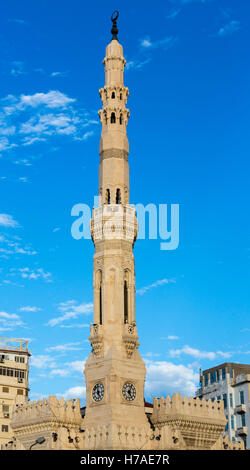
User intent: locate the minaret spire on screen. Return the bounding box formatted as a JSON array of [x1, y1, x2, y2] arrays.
[[111, 10, 119, 41]]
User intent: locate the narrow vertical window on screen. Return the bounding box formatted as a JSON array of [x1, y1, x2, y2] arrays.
[[111, 112, 116, 123], [119, 114, 123, 125], [106, 189, 111, 204], [124, 280, 128, 323], [116, 188, 121, 204], [99, 282, 102, 325], [120, 93, 122, 100], [111, 91, 115, 99]]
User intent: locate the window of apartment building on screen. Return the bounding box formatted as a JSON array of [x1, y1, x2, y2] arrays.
[[1, 425, 8, 432], [2, 405, 9, 413], [15, 356, 25, 363], [222, 368, 226, 380], [0, 366, 25, 379], [17, 389, 23, 395], [241, 414, 246, 427], [204, 374, 208, 386], [240, 391, 245, 404], [230, 393, 233, 407], [223, 394, 227, 409], [231, 416, 234, 430], [217, 395, 221, 401], [229, 367, 233, 378], [210, 371, 216, 384], [2, 387, 9, 393], [216, 370, 220, 382]]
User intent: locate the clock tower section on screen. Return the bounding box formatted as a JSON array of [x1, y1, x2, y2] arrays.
[[83, 13, 151, 449]]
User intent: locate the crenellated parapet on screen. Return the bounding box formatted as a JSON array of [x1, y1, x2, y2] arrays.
[[151, 393, 230, 450], [11, 395, 82, 429]]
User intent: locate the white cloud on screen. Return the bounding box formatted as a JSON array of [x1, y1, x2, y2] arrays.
[[18, 91, 75, 109], [0, 235, 37, 258], [217, 20, 240, 37], [45, 342, 83, 353], [136, 278, 176, 296], [145, 360, 199, 398], [11, 267, 52, 282], [0, 91, 99, 155], [66, 360, 86, 373], [0, 311, 25, 331], [169, 344, 232, 360], [46, 300, 93, 327], [10, 61, 26, 77], [19, 306, 42, 312], [0, 311, 19, 320], [167, 335, 180, 340], [30, 355, 57, 369], [60, 386, 86, 400], [139, 36, 178, 51], [0, 214, 19, 227]]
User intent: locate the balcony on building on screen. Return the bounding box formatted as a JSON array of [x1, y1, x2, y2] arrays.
[[235, 404, 247, 414], [236, 426, 248, 436]]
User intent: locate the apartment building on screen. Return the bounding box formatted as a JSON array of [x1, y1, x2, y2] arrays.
[[0, 337, 30, 447], [196, 363, 250, 449]]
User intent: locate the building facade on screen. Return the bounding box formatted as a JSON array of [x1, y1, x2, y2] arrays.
[[0, 337, 30, 447], [197, 363, 250, 449]]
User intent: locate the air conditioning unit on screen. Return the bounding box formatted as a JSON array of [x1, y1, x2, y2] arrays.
[[17, 378, 23, 383], [4, 413, 9, 419]]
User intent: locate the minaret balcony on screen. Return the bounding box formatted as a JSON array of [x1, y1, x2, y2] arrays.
[[90, 204, 138, 244], [122, 322, 140, 358], [89, 323, 104, 358]]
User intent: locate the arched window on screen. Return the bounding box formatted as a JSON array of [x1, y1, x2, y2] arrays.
[[96, 270, 103, 325], [116, 188, 121, 204], [111, 112, 116, 124], [106, 189, 111, 204], [119, 114, 123, 125], [99, 281, 102, 325], [124, 280, 128, 324], [111, 91, 115, 99]]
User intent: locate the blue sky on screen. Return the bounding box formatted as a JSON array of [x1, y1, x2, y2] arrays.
[[0, 0, 249, 403]]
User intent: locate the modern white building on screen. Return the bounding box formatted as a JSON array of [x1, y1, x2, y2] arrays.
[[196, 363, 250, 449]]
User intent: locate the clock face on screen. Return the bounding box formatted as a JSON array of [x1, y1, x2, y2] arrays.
[[122, 382, 136, 401], [92, 382, 104, 402]]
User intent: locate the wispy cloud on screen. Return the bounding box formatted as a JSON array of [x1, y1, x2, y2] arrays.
[[0, 311, 25, 331], [136, 278, 176, 296], [19, 306, 42, 312], [169, 344, 232, 360], [45, 342, 84, 353], [46, 300, 93, 327], [0, 214, 19, 228], [139, 36, 178, 51], [0, 90, 98, 158], [10, 61, 26, 77], [166, 8, 181, 20], [8, 18, 28, 25], [10, 267, 52, 282], [217, 20, 240, 37]]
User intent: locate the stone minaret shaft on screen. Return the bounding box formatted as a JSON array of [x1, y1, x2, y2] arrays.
[[84, 18, 149, 448], [90, 34, 138, 352]]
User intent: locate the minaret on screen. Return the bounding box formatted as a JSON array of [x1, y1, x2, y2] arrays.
[[83, 13, 151, 450]]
